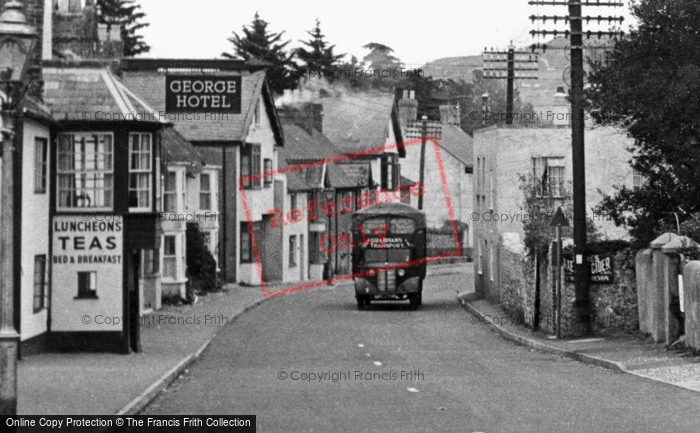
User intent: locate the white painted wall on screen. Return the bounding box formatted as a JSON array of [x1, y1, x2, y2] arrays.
[[20, 119, 51, 340], [238, 95, 280, 285], [51, 215, 124, 332]]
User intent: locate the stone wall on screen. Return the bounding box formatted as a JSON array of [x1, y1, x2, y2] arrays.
[[557, 247, 638, 337], [499, 240, 639, 337]]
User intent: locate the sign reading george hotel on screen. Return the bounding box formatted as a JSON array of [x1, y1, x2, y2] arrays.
[[165, 75, 242, 113]]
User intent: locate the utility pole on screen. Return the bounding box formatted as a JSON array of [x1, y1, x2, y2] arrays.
[[529, 0, 624, 336], [418, 115, 427, 210], [482, 42, 539, 124]]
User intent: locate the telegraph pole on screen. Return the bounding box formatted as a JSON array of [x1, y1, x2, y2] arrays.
[[482, 42, 539, 124], [529, 0, 624, 336], [418, 115, 427, 210]]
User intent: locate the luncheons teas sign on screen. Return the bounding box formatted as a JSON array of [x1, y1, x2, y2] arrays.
[[165, 75, 242, 113]]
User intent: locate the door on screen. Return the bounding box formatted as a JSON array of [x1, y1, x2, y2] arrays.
[[126, 249, 141, 353], [300, 234, 305, 280]]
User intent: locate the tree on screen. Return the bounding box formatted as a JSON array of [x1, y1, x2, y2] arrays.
[[222, 12, 297, 95], [295, 19, 345, 76], [361, 42, 404, 90], [585, 0, 700, 247], [95, 0, 150, 57]]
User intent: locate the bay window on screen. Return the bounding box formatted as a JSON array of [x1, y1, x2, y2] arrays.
[[57, 133, 114, 210], [129, 133, 153, 211]]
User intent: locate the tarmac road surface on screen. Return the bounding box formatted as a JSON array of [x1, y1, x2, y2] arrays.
[[140, 265, 700, 432]]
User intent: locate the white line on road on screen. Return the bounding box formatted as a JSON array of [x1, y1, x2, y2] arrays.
[[373, 361, 382, 366], [407, 388, 419, 393], [358, 344, 364, 348]]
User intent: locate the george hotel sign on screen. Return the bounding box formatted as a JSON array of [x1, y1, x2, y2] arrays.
[[165, 75, 242, 113]]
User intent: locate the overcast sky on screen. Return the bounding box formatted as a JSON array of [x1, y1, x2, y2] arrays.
[[137, 0, 637, 66]]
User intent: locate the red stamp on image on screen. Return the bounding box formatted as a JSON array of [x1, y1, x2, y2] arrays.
[[239, 136, 461, 304]]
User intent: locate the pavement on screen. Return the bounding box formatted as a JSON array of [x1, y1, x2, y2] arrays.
[[18, 283, 267, 416], [458, 291, 700, 394], [17, 261, 700, 418]]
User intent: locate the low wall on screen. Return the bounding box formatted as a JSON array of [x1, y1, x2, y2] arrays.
[[557, 247, 638, 337], [499, 240, 638, 337]]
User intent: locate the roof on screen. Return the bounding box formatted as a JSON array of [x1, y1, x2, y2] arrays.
[[439, 124, 473, 167], [279, 121, 340, 164], [121, 69, 282, 144], [18, 96, 58, 127], [42, 67, 166, 124], [161, 127, 203, 175], [305, 93, 405, 156], [404, 122, 473, 167], [279, 121, 356, 190]]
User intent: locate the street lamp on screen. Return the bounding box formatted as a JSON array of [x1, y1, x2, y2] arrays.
[[0, 0, 37, 416], [323, 188, 335, 283]]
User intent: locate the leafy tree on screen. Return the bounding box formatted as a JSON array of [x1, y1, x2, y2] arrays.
[[519, 176, 599, 256], [95, 0, 150, 57], [222, 12, 297, 95], [295, 19, 345, 76], [586, 0, 700, 247], [361, 42, 404, 90]]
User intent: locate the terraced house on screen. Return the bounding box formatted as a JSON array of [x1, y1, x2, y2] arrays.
[[121, 59, 285, 286]]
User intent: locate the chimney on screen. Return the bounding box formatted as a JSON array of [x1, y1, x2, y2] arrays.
[[439, 104, 460, 126], [277, 103, 323, 135], [397, 90, 418, 126], [551, 87, 570, 126], [21, 0, 48, 99]]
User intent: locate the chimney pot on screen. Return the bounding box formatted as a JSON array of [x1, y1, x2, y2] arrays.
[[409, 90, 415, 99]]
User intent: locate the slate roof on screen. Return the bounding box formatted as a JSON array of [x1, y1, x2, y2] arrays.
[[279, 122, 340, 164], [121, 69, 274, 143], [161, 127, 203, 176], [42, 67, 166, 124], [404, 122, 473, 167], [309, 93, 404, 156], [439, 124, 473, 167], [279, 121, 356, 191]]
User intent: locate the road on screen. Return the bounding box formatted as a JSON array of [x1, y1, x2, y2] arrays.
[[141, 264, 700, 432]]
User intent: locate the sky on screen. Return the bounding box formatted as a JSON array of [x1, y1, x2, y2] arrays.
[[136, 0, 638, 66]]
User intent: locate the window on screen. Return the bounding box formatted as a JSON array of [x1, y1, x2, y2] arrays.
[[290, 193, 298, 212], [532, 157, 565, 197], [143, 249, 158, 275], [381, 154, 398, 190], [200, 173, 211, 211], [263, 158, 273, 186], [77, 271, 97, 299], [129, 133, 152, 210], [33, 255, 47, 312], [163, 236, 177, 279], [241, 144, 261, 188], [289, 235, 297, 266], [240, 221, 261, 263], [57, 133, 113, 210], [633, 169, 644, 189], [490, 243, 495, 282], [164, 171, 177, 213], [34, 138, 48, 193]]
